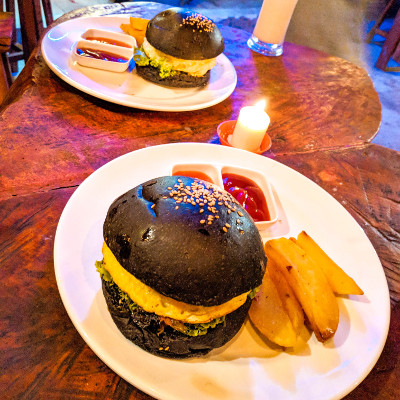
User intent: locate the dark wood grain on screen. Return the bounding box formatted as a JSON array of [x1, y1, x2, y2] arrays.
[[0, 189, 153, 400], [274, 144, 400, 303], [0, 2, 398, 399]]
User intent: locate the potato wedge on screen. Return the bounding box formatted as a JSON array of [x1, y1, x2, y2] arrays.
[[129, 17, 149, 30], [120, 17, 149, 46], [249, 267, 299, 347], [265, 238, 339, 342], [294, 231, 363, 295], [268, 259, 304, 336]]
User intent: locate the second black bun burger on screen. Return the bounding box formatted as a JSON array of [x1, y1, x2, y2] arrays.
[[95, 176, 267, 358], [134, 8, 225, 88]]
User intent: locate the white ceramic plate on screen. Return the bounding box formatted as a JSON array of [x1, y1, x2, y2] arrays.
[[41, 16, 237, 111], [54, 143, 390, 400]]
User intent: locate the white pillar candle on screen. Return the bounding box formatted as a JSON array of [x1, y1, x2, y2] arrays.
[[230, 103, 270, 152]]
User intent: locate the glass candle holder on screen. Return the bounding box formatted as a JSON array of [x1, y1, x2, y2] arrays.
[[247, 0, 298, 56]]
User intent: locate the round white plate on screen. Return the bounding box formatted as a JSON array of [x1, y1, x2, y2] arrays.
[[54, 143, 390, 400], [41, 16, 237, 111]]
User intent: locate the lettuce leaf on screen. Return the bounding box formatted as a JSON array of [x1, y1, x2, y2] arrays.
[[248, 286, 260, 300], [183, 316, 226, 336], [133, 46, 177, 79], [96, 260, 139, 313]]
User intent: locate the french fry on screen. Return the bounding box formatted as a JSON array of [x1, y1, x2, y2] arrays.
[[293, 231, 363, 295], [265, 238, 339, 342], [120, 17, 149, 46], [268, 259, 304, 337], [249, 267, 300, 347]]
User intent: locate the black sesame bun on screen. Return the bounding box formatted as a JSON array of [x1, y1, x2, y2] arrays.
[[146, 8, 224, 60], [98, 176, 266, 358], [104, 176, 265, 306], [135, 8, 224, 88]]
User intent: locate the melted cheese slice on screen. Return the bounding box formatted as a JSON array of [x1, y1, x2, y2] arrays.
[[142, 38, 217, 77], [102, 242, 248, 324]]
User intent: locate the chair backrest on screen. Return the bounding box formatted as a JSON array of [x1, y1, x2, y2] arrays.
[[17, 0, 53, 61], [0, 11, 13, 103]]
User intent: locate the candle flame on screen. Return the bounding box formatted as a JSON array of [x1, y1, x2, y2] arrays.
[[254, 99, 267, 111]]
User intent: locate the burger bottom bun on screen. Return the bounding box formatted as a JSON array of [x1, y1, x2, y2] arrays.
[[136, 64, 210, 88], [102, 279, 251, 359]]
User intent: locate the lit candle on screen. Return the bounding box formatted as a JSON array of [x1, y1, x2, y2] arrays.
[[230, 100, 270, 152]]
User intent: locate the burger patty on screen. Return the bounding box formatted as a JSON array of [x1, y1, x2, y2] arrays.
[[102, 277, 252, 359], [136, 64, 211, 88]]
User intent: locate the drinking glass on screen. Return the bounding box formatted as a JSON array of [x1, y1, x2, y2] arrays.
[[247, 0, 298, 56]]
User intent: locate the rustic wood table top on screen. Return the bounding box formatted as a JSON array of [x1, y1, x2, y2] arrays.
[[0, 2, 398, 399]]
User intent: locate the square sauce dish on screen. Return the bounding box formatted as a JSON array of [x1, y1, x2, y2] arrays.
[[81, 28, 136, 49], [71, 29, 136, 73]]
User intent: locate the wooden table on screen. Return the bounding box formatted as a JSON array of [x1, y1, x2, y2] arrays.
[[0, 2, 399, 399]]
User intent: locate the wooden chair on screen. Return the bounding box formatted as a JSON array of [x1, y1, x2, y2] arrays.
[[367, 0, 400, 71], [1, 0, 53, 73], [17, 0, 53, 62], [0, 11, 13, 104]]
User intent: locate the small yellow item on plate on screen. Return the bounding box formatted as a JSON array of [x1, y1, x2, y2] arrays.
[[120, 17, 149, 46], [265, 237, 340, 342], [249, 262, 304, 347], [293, 231, 364, 295]]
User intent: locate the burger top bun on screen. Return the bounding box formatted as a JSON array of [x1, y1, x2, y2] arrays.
[[146, 8, 225, 60], [103, 176, 266, 307]]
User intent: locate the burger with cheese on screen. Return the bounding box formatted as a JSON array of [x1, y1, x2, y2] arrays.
[[134, 8, 225, 88], [96, 175, 266, 358]]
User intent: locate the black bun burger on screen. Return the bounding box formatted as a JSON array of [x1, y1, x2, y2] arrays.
[[96, 176, 266, 358], [134, 8, 225, 88]]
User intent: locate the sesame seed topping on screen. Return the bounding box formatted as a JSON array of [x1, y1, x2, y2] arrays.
[[238, 211, 243, 217], [165, 177, 245, 229], [182, 12, 215, 33]]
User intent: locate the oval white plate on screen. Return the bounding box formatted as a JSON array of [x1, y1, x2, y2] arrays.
[[54, 143, 390, 400], [41, 16, 237, 111]]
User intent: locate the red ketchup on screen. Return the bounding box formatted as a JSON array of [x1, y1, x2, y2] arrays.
[[172, 170, 214, 184], [222, 173, 270, 222]]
